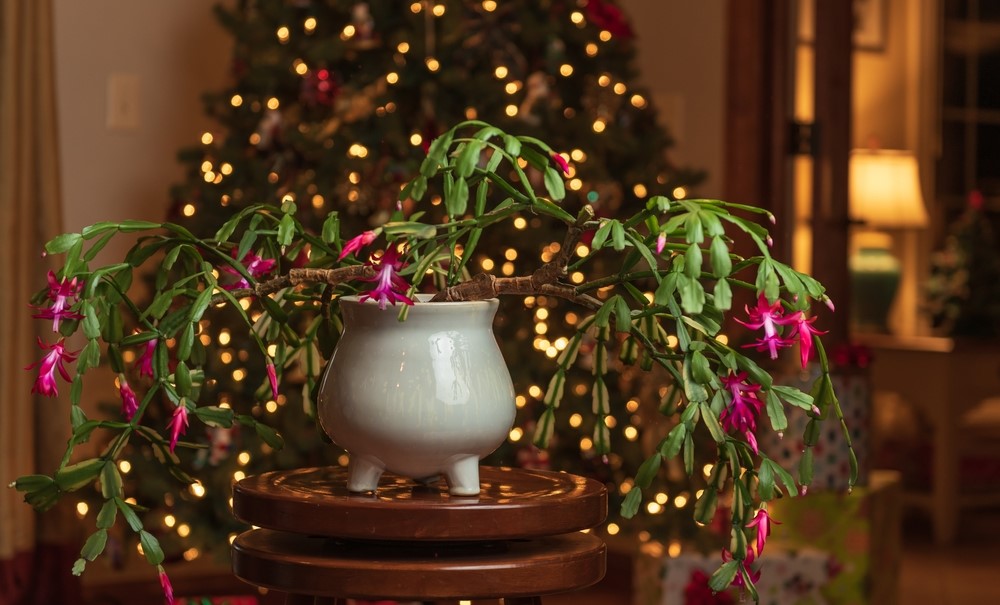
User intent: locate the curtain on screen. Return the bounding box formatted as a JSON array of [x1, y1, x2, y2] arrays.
[[0, 1, 81, 603]]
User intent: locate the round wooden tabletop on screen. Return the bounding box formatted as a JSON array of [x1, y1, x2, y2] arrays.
[[232, 528, 607, 601], [232, 466, 607, 540]]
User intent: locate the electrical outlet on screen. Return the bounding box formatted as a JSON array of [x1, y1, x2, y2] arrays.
[[107, 73, 140, 131]]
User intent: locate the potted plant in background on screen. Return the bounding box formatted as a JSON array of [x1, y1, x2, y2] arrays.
[[12, 120, 854, 603]]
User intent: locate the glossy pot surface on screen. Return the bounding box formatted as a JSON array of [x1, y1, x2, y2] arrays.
[[318, 295, 515, 495]]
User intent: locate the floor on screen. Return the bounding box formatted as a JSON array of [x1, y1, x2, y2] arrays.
[[893, 509, 1000, 605]]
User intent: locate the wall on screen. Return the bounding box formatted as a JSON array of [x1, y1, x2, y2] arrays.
[[852, 0, 935, 335], [51, 0, 232, 439], [853, 0, 922, 151], [53, 0, 231, 251], [53, 1, 726, 224], [621, 0, 726, 197]]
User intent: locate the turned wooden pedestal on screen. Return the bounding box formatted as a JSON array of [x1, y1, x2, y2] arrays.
[[231, 466, 608, 604]]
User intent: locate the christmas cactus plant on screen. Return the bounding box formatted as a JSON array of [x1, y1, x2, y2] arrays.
[[13, 121, 854, 603]]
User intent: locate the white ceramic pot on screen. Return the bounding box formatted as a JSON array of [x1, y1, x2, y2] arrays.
[[317, 295, 515, 495]]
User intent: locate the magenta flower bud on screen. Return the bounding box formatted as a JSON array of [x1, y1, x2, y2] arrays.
[[135, 339, 157, 379], [551, 152, 570, 175], [167, 403, 190, 453], [119, 376, 139, 421], [266, 361, 279, 400], [158, 566, 174, 605], [338, 230, 378, 260]]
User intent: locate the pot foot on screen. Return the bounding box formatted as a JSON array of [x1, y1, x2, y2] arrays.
[[444, 455, 481, 496], [347, 455, 385, 492]]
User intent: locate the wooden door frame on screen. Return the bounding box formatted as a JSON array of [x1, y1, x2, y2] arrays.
[[724, 0, 853, 345]]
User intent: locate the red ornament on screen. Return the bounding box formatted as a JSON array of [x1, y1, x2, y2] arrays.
[[586, 0, 635, 40], [302, 68, 340, 108], [969, 189, 985, 210]]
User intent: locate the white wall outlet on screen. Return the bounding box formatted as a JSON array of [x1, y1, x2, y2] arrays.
[[106, 73, 140, 131]]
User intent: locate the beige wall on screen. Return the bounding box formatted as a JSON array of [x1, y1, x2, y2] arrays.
[[53, 0, 231, 246], [52, 2, 725, 228], [622, 0, 726, 197], [853, 0, 923, 151]]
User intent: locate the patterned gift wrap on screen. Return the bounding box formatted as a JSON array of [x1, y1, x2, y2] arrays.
[[633, 472, 901, 605], [760, 365, 870, 491], [635, 544, 836, 605]]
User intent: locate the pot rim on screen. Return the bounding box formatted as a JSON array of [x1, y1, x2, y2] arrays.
[[339, 293, 499, 311]]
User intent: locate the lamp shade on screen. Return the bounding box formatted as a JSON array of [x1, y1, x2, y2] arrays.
[[849, 149, 929, 228]]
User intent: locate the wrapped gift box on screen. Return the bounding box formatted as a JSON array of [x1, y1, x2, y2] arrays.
[[634, 471, 901, 605], [760, 365, 871, 491], [768, 470, 901, 605], [635, 545, 833, 605]]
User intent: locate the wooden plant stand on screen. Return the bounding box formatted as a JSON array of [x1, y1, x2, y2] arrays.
[[231, 466, 608, 604]]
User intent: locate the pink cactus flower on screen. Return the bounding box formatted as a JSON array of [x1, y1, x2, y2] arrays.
[[32, 270, 83, 332], [719, 371, 764, 454], [220, 249, 277, 290], [722, 546, 762, 589], [359, 246, 414, 310], [25, 338, 78, 397], [746, 507, 780, 555], [785, 311, 827, 369], [736, 294, 795, 359]]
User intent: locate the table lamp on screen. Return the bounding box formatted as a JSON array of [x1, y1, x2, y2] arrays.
[[848, 149, 929, 332]]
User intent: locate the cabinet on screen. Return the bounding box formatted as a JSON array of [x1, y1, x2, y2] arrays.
[[858, 333, 1000, 544]]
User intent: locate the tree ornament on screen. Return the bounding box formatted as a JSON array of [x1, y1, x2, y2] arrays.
[[585, 0, 635, 40], [301, 68, 340, 108], [518, 71, 552, 125], [255, 109, 284, 150], [347, 2, 380, 50], [352, 3, 375, 40]]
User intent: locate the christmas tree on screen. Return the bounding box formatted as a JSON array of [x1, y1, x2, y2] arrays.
[[111, 0, 705, 565], [925, 190, 1000, 337]]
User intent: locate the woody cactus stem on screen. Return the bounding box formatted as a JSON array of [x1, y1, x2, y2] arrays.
[[225, 265, 376, 300], [431, 206, 599, 306]]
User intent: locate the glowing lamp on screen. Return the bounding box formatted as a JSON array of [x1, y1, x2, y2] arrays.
[[848, 149, 928, 331]]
